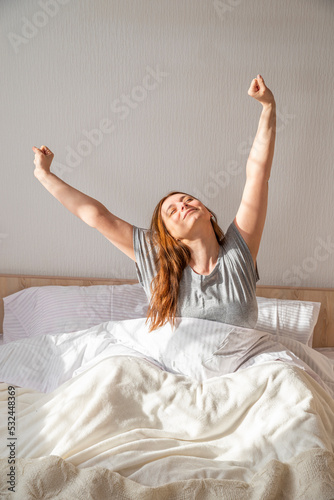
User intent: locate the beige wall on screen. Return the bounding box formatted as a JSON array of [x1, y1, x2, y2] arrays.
[[0, 0, 333, 286]]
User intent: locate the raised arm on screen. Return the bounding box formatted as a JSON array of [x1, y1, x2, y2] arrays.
[[32, 146, 136, 261], [234, 75, 276, 266]]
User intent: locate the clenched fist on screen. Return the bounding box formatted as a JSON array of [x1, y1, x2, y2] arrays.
[[248, 75, 275, 106], [32, 145, 54, 178]]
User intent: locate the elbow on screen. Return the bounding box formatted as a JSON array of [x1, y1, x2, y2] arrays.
[[81, 205, 107, 228]]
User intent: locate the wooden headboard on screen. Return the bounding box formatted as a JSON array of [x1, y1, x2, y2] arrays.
[[0, 274, 333, 348]]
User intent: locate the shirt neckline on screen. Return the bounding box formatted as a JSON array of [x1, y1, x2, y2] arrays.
[[188, 244, 223, 280]]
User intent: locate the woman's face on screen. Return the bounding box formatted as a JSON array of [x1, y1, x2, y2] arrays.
[[160, 193, 211, 240]]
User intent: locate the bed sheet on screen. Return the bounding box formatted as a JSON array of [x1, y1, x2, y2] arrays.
[[315, 347, 334, 362], [1, 332, 334, 355], [1, 317, 334, 396], [1, 331, 334, 361]]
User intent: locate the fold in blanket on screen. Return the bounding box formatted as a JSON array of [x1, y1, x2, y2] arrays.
[[1, 449, 334, 500]]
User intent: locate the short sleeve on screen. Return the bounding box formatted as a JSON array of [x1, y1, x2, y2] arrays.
[[133, 225, 158, 297], [224, 221, 260, 284]]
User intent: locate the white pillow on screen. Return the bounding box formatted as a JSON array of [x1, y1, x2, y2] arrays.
[[3, 284, 320, 349], [2, 284, 149, 344], [255, 296, 321, 347], [112, 284, 148, 321]]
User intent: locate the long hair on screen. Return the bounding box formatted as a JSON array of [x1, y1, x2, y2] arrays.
[[145, 191, 225, 333]]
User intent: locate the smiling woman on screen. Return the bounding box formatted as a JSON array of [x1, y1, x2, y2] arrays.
[[133, 190, 259, 332], [136, 191, 224, 331], [33, 75, 275, 335]]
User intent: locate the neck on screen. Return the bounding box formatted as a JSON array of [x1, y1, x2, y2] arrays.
[[187, 237, 220, 275]]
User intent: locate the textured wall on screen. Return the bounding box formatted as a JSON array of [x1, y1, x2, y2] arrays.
[[0, 0, 333, 286]]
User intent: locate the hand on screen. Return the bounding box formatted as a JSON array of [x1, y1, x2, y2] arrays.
[[248, 75, 275, 106], [32, 145, 54, 178]]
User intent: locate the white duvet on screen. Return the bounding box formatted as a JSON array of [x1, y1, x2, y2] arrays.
[[0, 317, 334, 498]]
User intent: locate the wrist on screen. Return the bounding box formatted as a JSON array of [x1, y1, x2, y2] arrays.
[[262, 100, 276, 110], [34, 169, 52, 182]]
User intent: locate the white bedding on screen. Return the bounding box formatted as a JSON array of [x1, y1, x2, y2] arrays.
[[0, 318, 334, 498], [0, 317, 333, 397]]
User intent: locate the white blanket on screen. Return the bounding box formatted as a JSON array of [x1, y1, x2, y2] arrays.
[[0, 318, 334, 497], [1, 356, 334, 496]]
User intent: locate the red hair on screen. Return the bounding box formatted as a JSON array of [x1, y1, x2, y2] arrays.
[[145, 191, 224, 332]]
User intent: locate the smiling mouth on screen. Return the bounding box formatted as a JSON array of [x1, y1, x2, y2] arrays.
[[184, 209, 196, 219]]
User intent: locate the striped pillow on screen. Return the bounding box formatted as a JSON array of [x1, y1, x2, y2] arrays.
[[255, 297, 321, 347], [3, 284, 148, 344], [3, 285, 320, 348]]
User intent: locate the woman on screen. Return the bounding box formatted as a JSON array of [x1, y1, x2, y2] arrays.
[[32, 75, 276, 333]]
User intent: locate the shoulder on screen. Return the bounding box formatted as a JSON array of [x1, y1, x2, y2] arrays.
[[133, 225, 152, 241], [222, 220, 251, 258], [222, 220, 242, 246], [133, 225, 157, 255], [221, 220, 260, 282]]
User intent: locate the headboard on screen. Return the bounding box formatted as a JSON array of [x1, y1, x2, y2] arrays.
[[0, 274, 333, 348]]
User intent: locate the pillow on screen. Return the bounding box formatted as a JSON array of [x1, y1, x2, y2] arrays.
[[112, 284, 148, 320], [3, 284, 320, 348], [112, 293, 320, 347], [255, 296, 321, 347], [2, 283, 149, 344]]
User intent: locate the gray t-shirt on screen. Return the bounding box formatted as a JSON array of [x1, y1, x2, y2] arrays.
[[133, 221, 260, 329]]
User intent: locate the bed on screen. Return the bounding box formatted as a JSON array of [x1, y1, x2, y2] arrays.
[[0, 273, 333, 499]]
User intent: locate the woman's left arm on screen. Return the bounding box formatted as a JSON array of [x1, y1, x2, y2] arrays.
[[234, 75, 276, 267]]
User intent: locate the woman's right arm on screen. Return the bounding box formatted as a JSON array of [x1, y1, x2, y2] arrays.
[[33, 145, 136, 262]]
